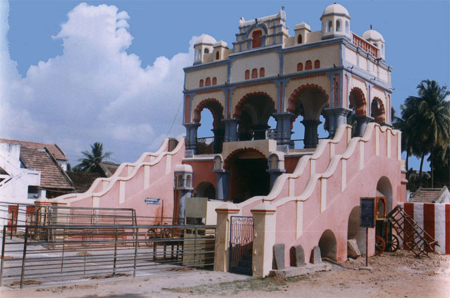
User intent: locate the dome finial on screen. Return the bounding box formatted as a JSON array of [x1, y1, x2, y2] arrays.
[[370, 24, 373, 30]]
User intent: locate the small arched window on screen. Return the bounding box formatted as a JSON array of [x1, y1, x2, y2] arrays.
[[327, 20, 333, 33], [196, 49, 201, 60], [251, 68, 258, 79], [212, 77, 217, 85], [336, 20, 341, 32], [259, 68, 265, 78], [204, 48, 209, 54], [216, 52, 220, 60], [297, 34, 303, 44], [245, 70, 250, 80], [305, 60, 312, 70], [199, 79, 204, 87], [205, 77, 211, 86], [297, 63, 303, 71], [345, 21, 350, 33], [251, 30, 263, 48], [314, 60, 320, 69]]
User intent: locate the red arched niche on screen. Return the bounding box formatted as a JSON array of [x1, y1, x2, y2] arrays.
[[233, 91, 276, 118], [193, 98, 224, 128], [287, 84, 330, 114], [371, 97, 386, 122], [349, 87, 367, 116]]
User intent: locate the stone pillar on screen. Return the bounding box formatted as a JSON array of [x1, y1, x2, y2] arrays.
[[183, 123, 201, 156], [251, 203, 277, 277], [252, 124, 269, 140], [222, 118, 239, 142], [355, 115, 374, 137], [214, 204, 240, 272], [212, 128, 225, 153], [273, 112, 294, 147], [214, 169, 230, 200], [301, 119, 321, 148], [324, 107, 352, 138]]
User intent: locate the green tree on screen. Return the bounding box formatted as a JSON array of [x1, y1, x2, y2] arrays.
[[76, 142, 112, 173], [402, 80, 450, 186]]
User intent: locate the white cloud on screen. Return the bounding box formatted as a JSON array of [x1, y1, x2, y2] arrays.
[[0, 3, 196, 164]]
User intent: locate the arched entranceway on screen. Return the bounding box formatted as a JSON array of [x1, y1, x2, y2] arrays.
[[225, 149, 270, 203], [288, 85, 329, 148], [349, 87, 370, 137], [376, 176, 392, 213], [347, 206, 366, 253], [194, 98, 225, 153], [234, 93, 275, 141], [195, 182, 216, 200], [318, 229, 337, 260]]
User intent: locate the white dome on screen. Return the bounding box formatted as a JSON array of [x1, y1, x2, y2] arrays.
[[362, 29, 384, 42], [213, 40, 228, 48], [321, 3, 350, 19], [195, 34, 217, 45]]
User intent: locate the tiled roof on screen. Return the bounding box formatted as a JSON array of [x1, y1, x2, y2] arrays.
[[20, 147, 74, 190], [0, 138, 68, 161], [66, 172, 101, 193], [411, 187, 448, 203]]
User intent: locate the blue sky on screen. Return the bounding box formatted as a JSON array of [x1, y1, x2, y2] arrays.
[[1, 0, 449, 171]]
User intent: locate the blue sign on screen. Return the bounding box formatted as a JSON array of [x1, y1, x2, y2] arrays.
[[145, 198, 161, 205]]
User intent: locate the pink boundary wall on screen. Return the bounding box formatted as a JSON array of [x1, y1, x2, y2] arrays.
[[225, 123, 406, 267], [399, 202, 450, 254], [47, 138, 185, 220]]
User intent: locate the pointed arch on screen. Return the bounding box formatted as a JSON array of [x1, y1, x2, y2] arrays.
[[193, 98, 225, 128], [349, 87, 367, 116], [371, 97, 386, 122], [233, 92, 276, 118]]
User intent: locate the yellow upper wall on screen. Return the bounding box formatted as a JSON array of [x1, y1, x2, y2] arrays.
[[185, 65, 228, 90], [284, 44, 340, 75], [230, 52, 280, 83]]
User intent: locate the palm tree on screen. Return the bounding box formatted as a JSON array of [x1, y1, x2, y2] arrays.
[[402, 80, 450, 186], [76, 142, 112, 173]]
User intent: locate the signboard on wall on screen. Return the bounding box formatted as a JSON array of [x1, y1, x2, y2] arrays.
[[360, 197, 375, 228], [145, 198, 161, 205]]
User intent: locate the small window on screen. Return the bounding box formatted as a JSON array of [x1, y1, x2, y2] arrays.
[[327, 20, 333, 33], [345, 21, 350, 33], [212, 77, 217, 85], [251, 68, 258, 79], [216, 52, 220, 60], [305, 60, 312, 70], [245, 70, 250, 80], [205, 77, 211, 86], [297, 34, 303, 44], [297, 63, 303, 71], [374, 43, 378, 48], [336, 20, 341, 32], [199, 79, 204, 87], [259, 68, 265, 78], [196, 49, 201, 60], [204, 48, 209, 54], [314, 60, 320, 69], [252, 30, 263, 48]]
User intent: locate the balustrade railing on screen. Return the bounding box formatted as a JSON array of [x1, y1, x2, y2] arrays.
[[352, 33, 379, 58]]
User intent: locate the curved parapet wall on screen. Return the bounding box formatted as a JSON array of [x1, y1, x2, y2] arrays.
[[215, 123, 406, 276], [46, 138, 185, 220]]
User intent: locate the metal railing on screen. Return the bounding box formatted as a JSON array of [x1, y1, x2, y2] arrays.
[[0, 224, 216, 288]]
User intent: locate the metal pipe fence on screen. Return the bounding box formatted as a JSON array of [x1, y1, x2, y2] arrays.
[[0, 224, 216, 288]]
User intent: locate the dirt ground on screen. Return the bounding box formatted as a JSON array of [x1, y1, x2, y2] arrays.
[[1, 250, 450, 298]]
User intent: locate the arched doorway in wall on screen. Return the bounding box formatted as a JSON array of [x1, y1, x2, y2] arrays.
[[376, 176, 393, 213], [348, 87, 368, 136], [234, 93, 275, 141], [288, 85, 329, 149], [195, 182, 216, 200], [225, 148, 270, 203], [347, 206, 366, 253], [318, 229, 337, 260], [194, 99, 225, 154]]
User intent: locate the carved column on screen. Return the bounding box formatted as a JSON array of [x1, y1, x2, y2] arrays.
[[302, 119, 321, 148], [222, 118, 239, 142]]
